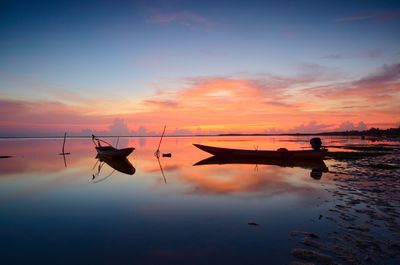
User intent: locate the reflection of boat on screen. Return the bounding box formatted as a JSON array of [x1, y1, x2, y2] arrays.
[[96, 154, 136, 175], [193, 144, 327, 160], [193, 156, 328, 180], [194, 155, 328, 169], [92, 135, 134, 158]]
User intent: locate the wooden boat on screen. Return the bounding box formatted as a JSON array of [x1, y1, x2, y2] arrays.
[[193, 144, 327, 160], [92, 135, 134, 158]]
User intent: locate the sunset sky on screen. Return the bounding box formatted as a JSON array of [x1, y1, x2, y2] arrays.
[[1, 0, 399, 136]]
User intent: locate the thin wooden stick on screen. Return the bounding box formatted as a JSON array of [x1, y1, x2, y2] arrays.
[[154, 125, 166, 158], [62, 132, 66, 153]]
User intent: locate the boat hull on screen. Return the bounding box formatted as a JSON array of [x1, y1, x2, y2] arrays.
[[95, 146, 134, 158], [193, 144, 327, 160]]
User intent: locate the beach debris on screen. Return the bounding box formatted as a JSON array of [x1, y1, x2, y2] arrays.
[[0, 156, 12, 159], [162, 153, 172, 157], [248, 221, 259, 226], [367, 163, 400, 169], [290, 231, 319, 239]]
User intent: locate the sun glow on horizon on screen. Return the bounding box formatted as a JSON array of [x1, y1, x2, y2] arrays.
[[1, 68, 398, 137]]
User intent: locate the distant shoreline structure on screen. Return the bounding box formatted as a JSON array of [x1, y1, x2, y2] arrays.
[[0, 128, 398, 139]]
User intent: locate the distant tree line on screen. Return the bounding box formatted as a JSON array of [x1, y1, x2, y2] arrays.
[[319, 127, 400, 137], [219, 127, 400, 137]]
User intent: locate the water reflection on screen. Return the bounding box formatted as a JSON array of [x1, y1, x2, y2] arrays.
[[1, 136, 360, 265], [194, 156, 328, 180], [60, 153, 68, 168], [156, 156, 168, 184], [92, 154, 135, 183]]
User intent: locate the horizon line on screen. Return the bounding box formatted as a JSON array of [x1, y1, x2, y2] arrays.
[[0, 128, 397, 140]]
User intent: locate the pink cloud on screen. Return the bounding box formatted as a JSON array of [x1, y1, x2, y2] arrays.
[[305, 63, 400, 101], [286, 121, 332, 134], [1, 64, 399, 136], [144, 99, 180, 108], [0, 98, 111, 136], [284, 31, 296, 39], [336, 121, 368, 131], [355, 63, 400, 86]]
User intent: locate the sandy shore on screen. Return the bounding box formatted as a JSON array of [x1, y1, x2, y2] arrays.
[[290, 144, 400, 264]]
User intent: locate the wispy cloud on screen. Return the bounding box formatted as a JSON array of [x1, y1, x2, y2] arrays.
[[302, 63, 400, 125], [321, 48, 385, 60], [335, 10, 400, 23], [354, 63, 400, 86], [336, 14, 377, 22], [364, 48, 385, 59], [145, 10, 212, 27], [144, 99, 180, 108], [286, 121, 332, 134], [322, 54, 342, 60]]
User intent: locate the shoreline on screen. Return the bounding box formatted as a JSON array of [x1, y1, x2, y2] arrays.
[[0, 133, 399, 140]]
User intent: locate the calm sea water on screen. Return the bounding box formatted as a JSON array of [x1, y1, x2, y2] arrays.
[[0, 136, 384, 264]]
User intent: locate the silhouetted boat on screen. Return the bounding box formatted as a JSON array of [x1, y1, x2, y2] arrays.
[[92, 135, 134, 158], [95, 146, 134, 157], [96, 154, 136, 175], [193, 144, 327, 160]]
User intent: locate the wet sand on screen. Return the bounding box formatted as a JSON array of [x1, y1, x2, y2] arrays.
[[290, 144, 400, 264]]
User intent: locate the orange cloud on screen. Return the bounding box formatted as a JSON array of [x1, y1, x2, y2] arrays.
[[1, 64, 399, 136], [134, 68, 399, 132]]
